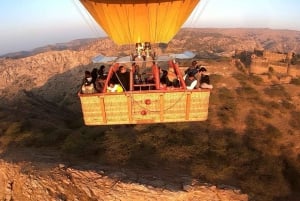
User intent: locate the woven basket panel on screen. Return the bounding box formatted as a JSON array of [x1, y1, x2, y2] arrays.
[[163, 92, 187, 120], [80, 95, 104, 125], [104, 94, 129, 123], [131, 93, 161, 122], [189, 91, 210, 120]]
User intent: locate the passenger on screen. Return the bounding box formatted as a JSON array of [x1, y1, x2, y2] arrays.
[[171, 77, 181, 87], [167, 67, 180, 87], [199, 67, 213, 89], [133, 63, 142, 84], [98, 65, 107, 79], [111, 65, 130, 91], [81, 71, 96, 94], [91, 68, 98, 84], [185, 60, 198, 75], [95, 76, 106, 92], [193, 66, 202, 89], [107, 81, 123, 92], [183, 71, 197, 90], [160, 70, 172, 86]]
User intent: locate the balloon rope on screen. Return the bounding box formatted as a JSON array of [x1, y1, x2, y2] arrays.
[[185, 0, 210, 28], [72, 0, 102, 37]]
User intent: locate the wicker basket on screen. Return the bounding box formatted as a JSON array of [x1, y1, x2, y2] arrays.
[[79, 89, 210, 125]]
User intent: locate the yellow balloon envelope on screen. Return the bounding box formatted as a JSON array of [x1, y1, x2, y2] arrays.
[[80, 0, 200, 44]]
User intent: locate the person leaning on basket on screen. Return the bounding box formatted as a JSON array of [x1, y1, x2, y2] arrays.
[[198, 67, 213, 89], [183, 71, 197, 90], [107, 81, 123, 93], [111, 65, 130, 91], [81, 70, 96, 94]]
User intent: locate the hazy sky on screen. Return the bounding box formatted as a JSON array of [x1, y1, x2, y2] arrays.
[[0, 0, 299, 55]]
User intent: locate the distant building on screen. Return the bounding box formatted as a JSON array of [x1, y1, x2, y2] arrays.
[[236, 48, 300, 78]]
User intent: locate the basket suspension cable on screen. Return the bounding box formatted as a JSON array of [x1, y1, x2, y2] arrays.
[[189, 0, 209, 27], [72, 0, 102, 37], [113, 70, 127, 92]]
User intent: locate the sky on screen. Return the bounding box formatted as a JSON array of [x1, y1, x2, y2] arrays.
[[0, 0, 299, 55]]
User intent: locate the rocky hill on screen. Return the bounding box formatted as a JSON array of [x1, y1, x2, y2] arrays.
[[0, 28, 300, 201]]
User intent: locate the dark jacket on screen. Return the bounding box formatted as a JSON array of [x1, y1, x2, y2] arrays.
[[200, 74, 210, 84]]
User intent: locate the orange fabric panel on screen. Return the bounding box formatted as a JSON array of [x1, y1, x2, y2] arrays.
[[80, 0, 200, 44]]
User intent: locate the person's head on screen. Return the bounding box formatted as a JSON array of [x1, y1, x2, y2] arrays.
[[85, 71, 92, 82], [108, 81, 115, 87], [100, 65, 105, 70], [199, 67, 207, 72], [192, 60, 197, 67], [198, 67, 207, 75], [85, 70, 91, 77], [98, 65, 105, 75], [91, 68, 98, 76], [84, 72, 92, 84], [119, 65, 126, 73], [188, 71, 195, 80]]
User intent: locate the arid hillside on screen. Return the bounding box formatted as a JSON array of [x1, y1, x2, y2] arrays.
[[2, 28, 300, 60], [0, 28, 300, 201]]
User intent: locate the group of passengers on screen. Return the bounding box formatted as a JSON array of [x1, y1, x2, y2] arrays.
[[183, 60, 213, 90], [81, 65, 131, 94], [81, 65, 107, 94], [159, 60, 213, 90], [81, 60, 213, 94]]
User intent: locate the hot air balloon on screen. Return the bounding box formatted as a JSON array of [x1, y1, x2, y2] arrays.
[[78, 0, 211, 125], [79, 0, 200, 45]]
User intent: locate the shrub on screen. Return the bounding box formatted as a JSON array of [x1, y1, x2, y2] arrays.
[[289, 111, 300, 129], [236, 84, 260, 103], [255, 108, 273, 119], [249, 74, 263, 85], [232, 72, 249, 84], [281, 99, 295, 110], [61, 130, 103, 157], [210, 74, 223, 84], [216, 87, 237, 123], [129, 143, 159, 168], [264, 100, 280, 110], [4, 122, 22, 136], [290, 77, 300, 85], [21, 128, 70, 147], [263, 85, 290, 99], [218, 87, 235, 99]]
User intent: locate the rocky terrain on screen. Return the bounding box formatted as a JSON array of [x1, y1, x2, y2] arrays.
[[0, 28, 300, 201], [0, 157, 247, 201]]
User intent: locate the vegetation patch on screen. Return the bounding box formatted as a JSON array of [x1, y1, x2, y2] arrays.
[[290, 77, 300, 85], [263, 85, 290, 99], [289, 111, 300, 130], [216, 87, 237, 124], [235, 84, 260, 104]]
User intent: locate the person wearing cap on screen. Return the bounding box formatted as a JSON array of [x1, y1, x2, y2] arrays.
[[198, 67, 213, 89]]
